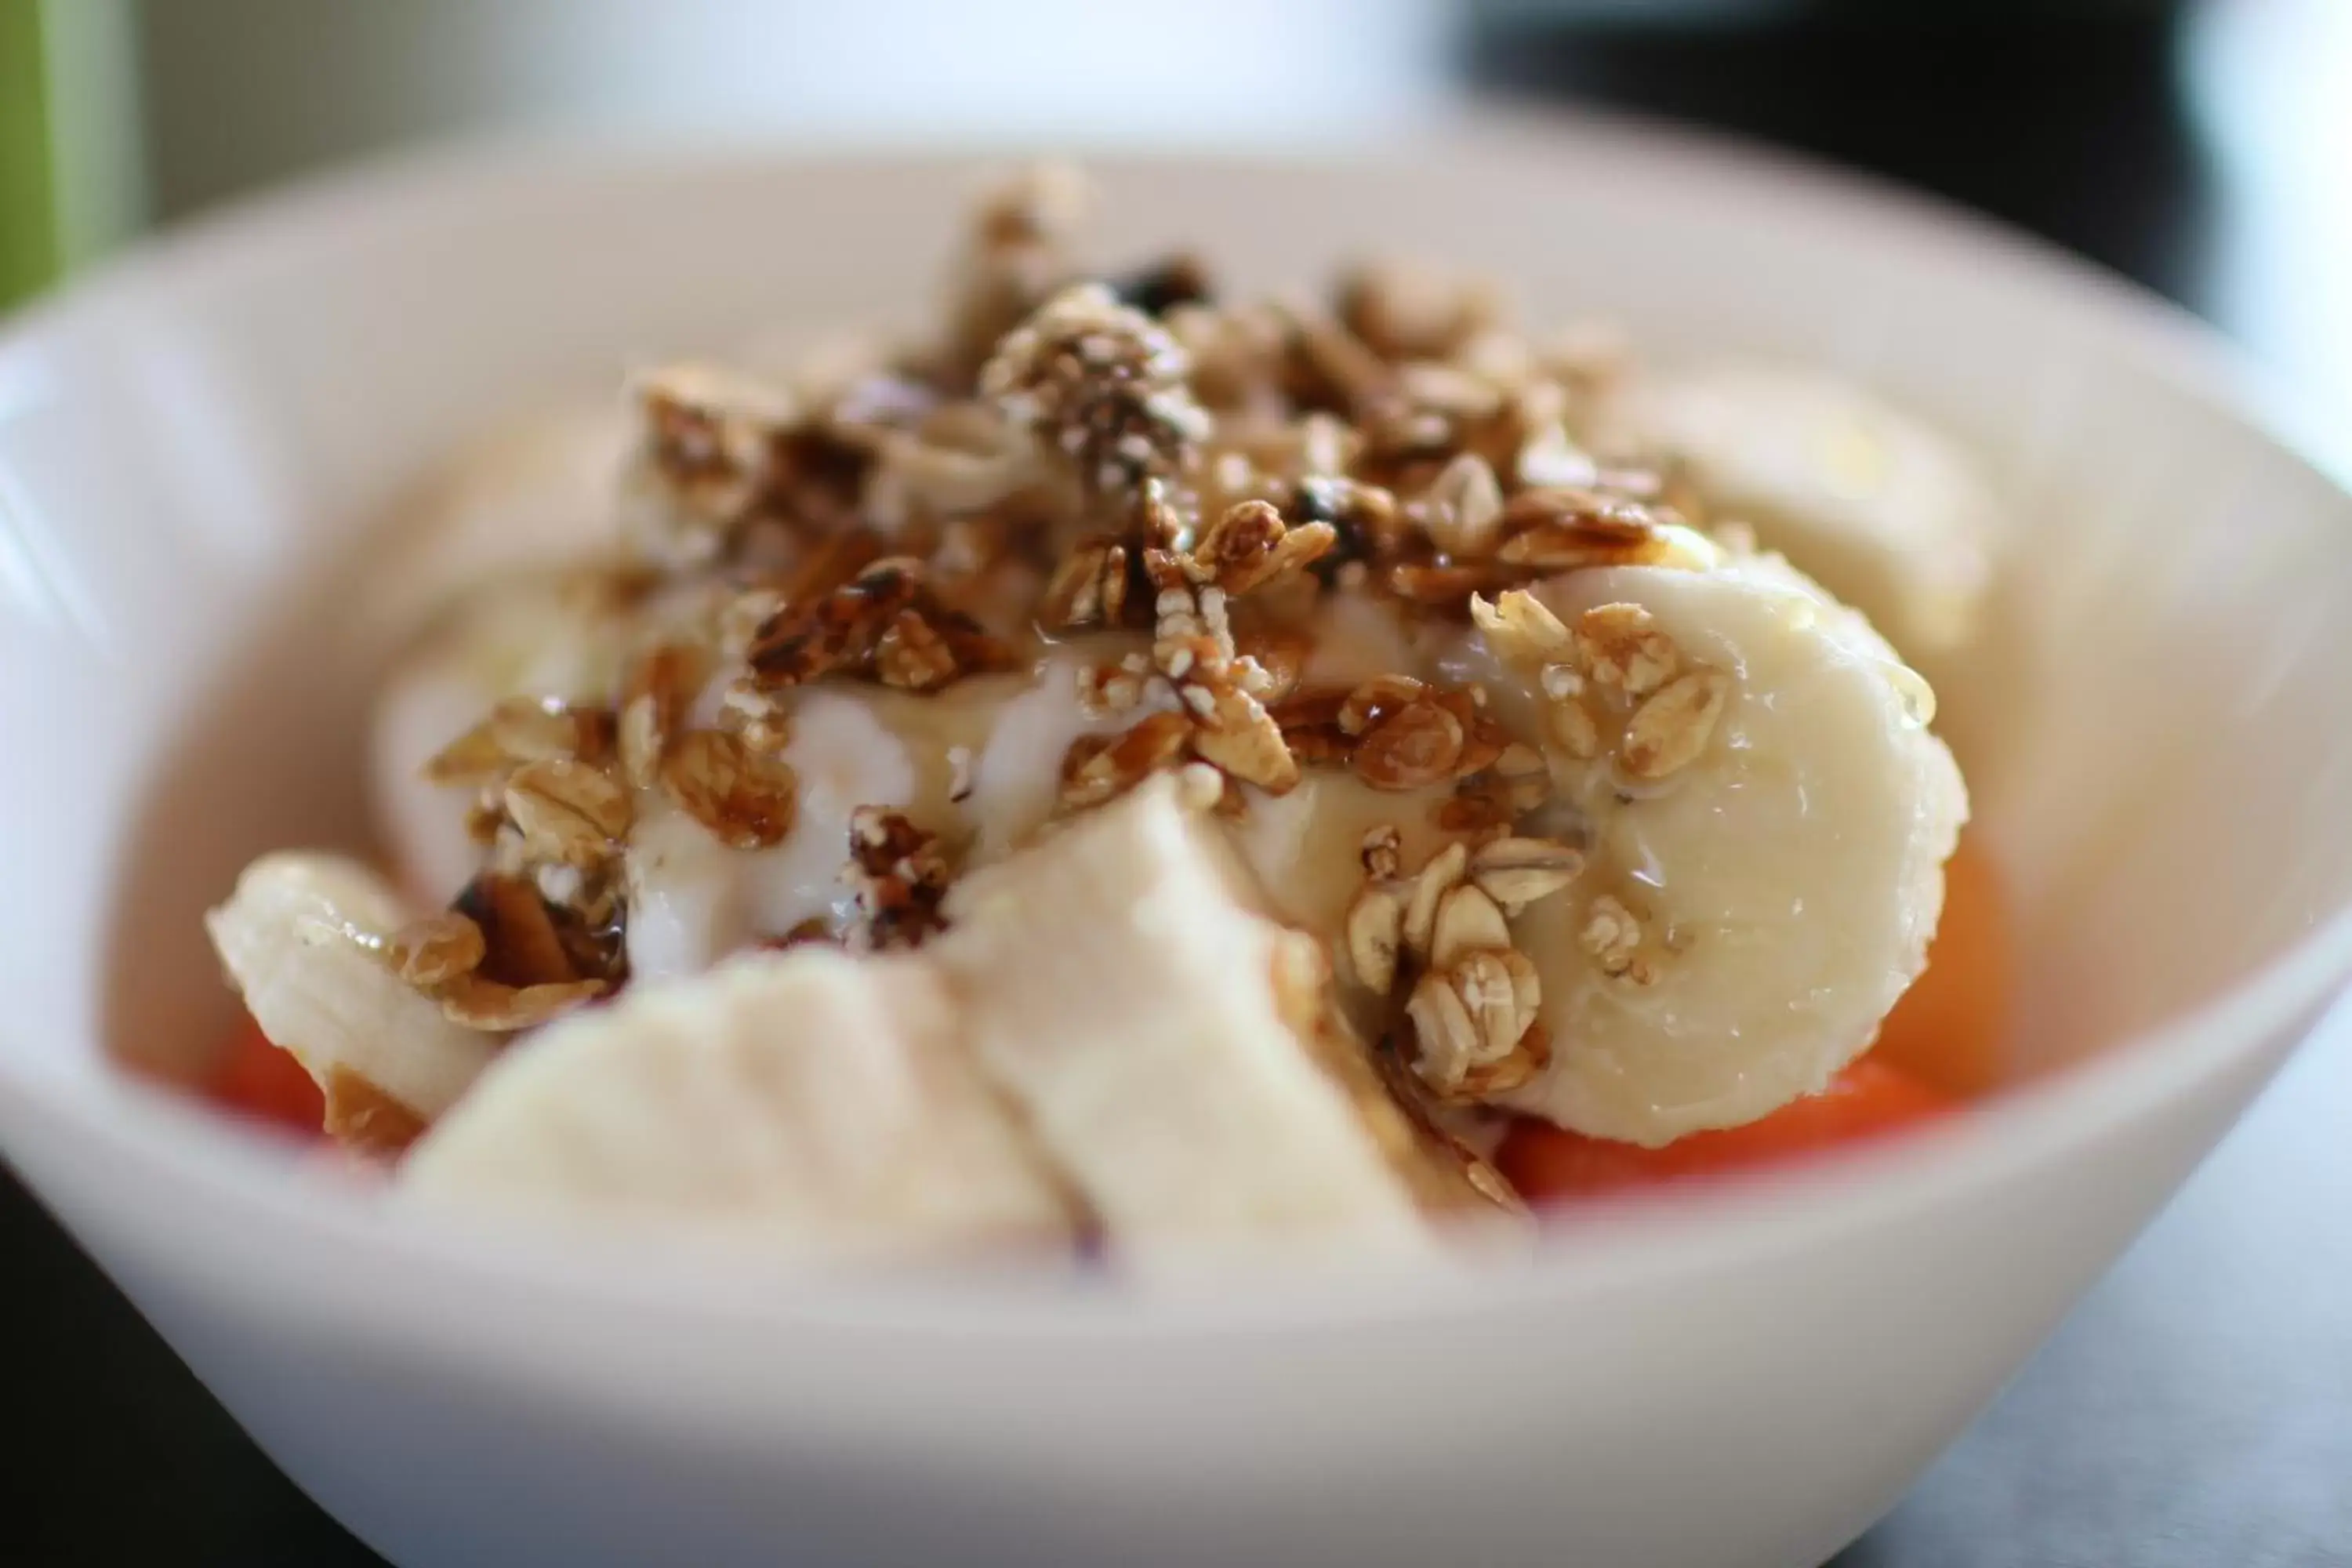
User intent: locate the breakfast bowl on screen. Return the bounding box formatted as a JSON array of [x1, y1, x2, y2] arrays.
[[5, 119, 2352, 1568]]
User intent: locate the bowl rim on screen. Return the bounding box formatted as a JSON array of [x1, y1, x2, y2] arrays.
[[5, 110, 2350, 1346]]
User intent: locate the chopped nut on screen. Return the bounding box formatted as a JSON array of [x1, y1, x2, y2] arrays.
[[1345, 883, 1406, 996], [1038, 534, 1132, 631], [873, 607, 963, 692], [435, 975, 608, 1033], [1360, 823, 1403, 880], [1429, 882, 1512, 970], [661, 729, 800, 848], [1186, 681, 1300, 794], [504, 760, 633, 868], [1191, 499, 1338, 595], [1619, 668, 1730, 781], [383, 911, 486, 989], [747, 557, 1011, 691], [1059, 711, 1193, 809], [1469, 837, 1584, 913], [1352, 698, 1465, 792], [1401, 840, 1469, 960], [1574, 603, 1680, 697]]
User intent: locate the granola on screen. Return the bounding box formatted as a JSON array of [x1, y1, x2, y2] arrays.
[[210, 163, 1975, 1252]]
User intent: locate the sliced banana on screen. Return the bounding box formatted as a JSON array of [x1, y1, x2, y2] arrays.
[[400, 947, 1077, 1258], [205, 853, 499, 1123], [932, 775, 1449, 1274], [352, 402, 632, 665], [1474, 553, 1965, 1145], [1598, 362, 2004, 659]]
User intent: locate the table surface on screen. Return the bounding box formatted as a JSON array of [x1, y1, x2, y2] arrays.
[[7, 7, 2350, 1564]]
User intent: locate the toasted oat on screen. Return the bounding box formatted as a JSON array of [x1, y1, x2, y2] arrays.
[[661, 729, 800, 849], [1352, 696, 1466, 792], [981, 283, 1210, 500], [1337, 674, 1428, 738], [1400, 840, 1469, 961], [1344, 882, 1405, 996], [504, 760, 633, 868], [1429, 882, 1512, 971], [1470, 590, 1574, 670], [424, 698, 615, 784], [1468, 836, 1584, 913], [434, 974, 608, 1033], [383, 911, 486, 989], [1405, 949, 1548, 1105], [1335, 260, 1501, 362], [1620, 668, 1730, 781], [1548, 695, 1603, 760], [1574, 603, 1680, 698]]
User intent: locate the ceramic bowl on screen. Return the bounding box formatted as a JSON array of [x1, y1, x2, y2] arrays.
[[5, 121, 2352, 1568]]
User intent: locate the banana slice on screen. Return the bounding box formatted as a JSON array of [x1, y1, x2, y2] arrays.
[[1598, 362, 2004, 659], [205, 853, 499, 1123], [932, 774, 1453, 1273], [353, 403, 632, 666], [400, 948, 1077, 1258], [1474, 553, 1965, 1145]]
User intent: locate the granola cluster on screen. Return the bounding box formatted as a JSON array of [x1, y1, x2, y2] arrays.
[[408, 165, 1730, 1122]]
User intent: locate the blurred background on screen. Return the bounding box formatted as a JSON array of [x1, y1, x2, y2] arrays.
[[7, 0, 2352, 434], [3, 1, 2350, 1564]]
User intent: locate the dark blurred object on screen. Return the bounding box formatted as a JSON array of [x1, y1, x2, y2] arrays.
[[1463, 0, 2216, 311]]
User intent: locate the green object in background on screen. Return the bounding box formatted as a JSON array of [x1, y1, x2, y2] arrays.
[[0, 0, 60, 309], [0, 0, 144, 313]]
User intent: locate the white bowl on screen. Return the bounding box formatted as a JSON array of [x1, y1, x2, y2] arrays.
[[6, 121, 2352, 1568]]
